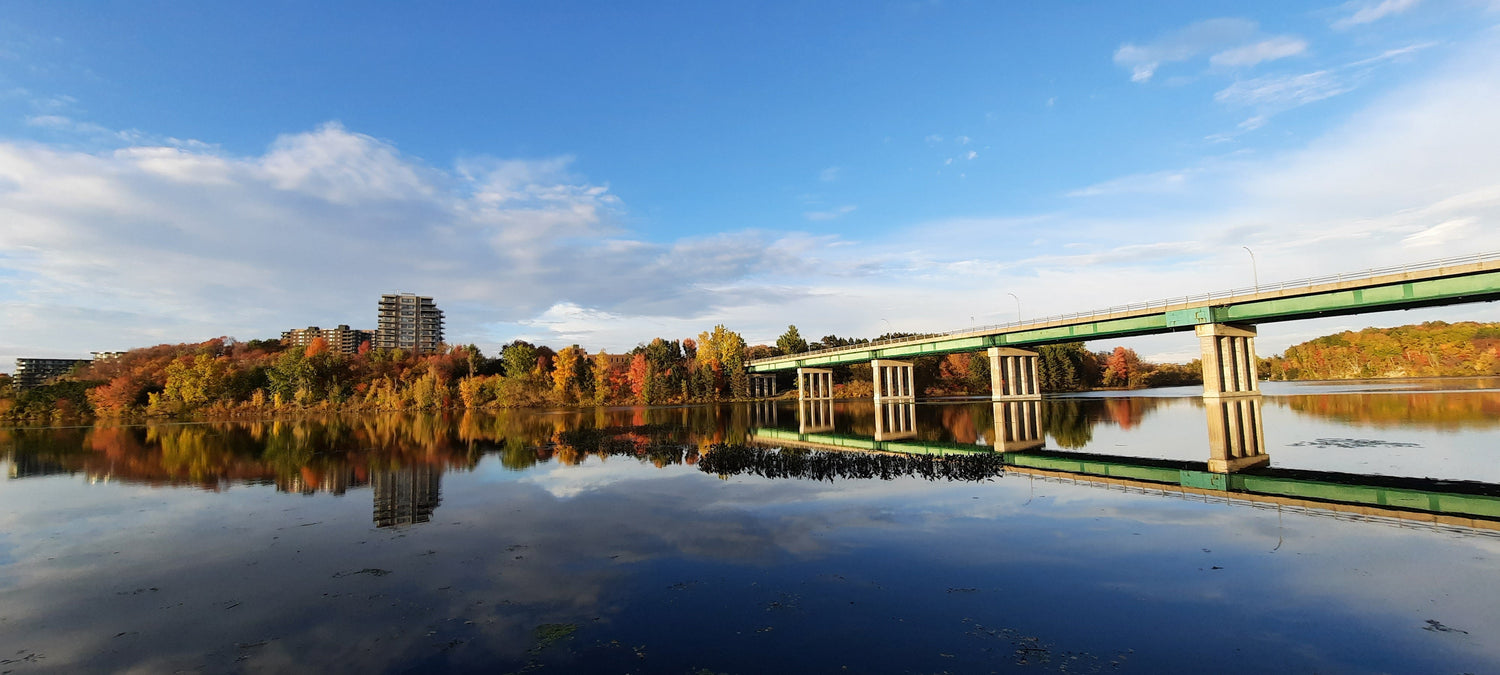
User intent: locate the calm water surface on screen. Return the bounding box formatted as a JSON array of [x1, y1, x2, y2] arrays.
[[3, 379, 1500, 673]]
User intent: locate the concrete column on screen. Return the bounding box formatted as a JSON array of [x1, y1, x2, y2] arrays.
[[1205, 396, 1268, 473], [871, 359, 915, 402], [1196, 324, 1260, 398], [797, 368, 833, 401], [992, 400, 1044, 452], [988, 347, 1042, 401]]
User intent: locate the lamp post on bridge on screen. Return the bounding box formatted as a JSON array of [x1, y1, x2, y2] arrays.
[[1242, 246, 1259, 293], [1007, 293, 1022, 323], [881, 318, 892, 341]]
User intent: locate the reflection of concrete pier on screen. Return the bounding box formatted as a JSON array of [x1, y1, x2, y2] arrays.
[[873, 402, 917, 441], [1205, 397, 1268, 473], [993, 400, 1044, 452], [750, 400, 780, 427], [798, 398, 835, 434]]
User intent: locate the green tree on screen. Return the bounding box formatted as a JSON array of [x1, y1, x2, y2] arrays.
[[776, 325, 808, 355]]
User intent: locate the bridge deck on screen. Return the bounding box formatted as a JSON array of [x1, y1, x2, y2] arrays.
[[747, 252, 1500, 372]]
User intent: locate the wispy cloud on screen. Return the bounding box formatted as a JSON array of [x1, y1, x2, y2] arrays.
[[1067, 169, 1197, 197], [1210, 36, 1308, 68], [804, 205, 857, 221], [1214, 70, 1351, 108], [818, 166, 841, 182], [1333, 0, 1422, 30], [1114, 18, 1259, 82]]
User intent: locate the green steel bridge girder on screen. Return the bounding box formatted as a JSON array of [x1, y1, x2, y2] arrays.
[[746, 269, 1500, 373]]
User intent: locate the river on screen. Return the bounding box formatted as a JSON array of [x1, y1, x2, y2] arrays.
[[2, 378, 1498, 673]]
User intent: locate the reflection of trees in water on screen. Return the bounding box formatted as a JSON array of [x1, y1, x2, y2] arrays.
[[1043, 400, 1095, 450], [1277, 392, 1500, 430]]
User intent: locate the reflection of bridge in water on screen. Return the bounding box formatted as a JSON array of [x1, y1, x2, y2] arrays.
[[749, 398, 1500, 532]]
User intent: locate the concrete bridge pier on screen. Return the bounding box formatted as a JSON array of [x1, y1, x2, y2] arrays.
[[750, 374, 779, 399], [1197, 323, 1260, 397], [751, 400, 779, 427], [1205, 396, 1268, 473], [797, 367, 834, 401], [874, 402, 917, 441], [798, 398, 835, 434], [871, 359, 916, 402], [993, 399, 1045, 452], [988, 347, 1041, 400]]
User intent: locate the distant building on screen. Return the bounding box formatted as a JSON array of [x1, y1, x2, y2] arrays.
[[376, 293, 444, 354], [600, 353, 633, 369], [372, 466, 442, 528], [281, 325, 374, 355], [91, 351, 126, 362], [15, 358, 92, 389]]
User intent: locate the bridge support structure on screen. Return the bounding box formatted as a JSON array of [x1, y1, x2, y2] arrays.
[[750, 374, 779, 399], [989, 347, 1041, 400], [797, 367, 834, 401], [993, 399, 1045, 452], [1197, 323, 1260, 398], [799, 398, 835, 434], [874, 402, 917, 441], [871, 359, 915, 402], [1205, 396, 1269, 473]]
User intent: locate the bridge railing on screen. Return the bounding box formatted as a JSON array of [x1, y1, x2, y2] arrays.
[[749, 250, 1500, 365]]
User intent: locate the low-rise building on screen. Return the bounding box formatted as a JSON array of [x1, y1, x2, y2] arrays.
[[15, 358, 92, 389], [281, 325, 374, 355]]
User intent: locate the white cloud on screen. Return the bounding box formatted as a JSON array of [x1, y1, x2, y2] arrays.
[[818, 166, 841, 182], [1114, 18, 1259, 82], [1333, 0, 1422, 30], [1210, 36, 1308, 68], [0, 123, 830, 365], [966, 151, 978, 160]]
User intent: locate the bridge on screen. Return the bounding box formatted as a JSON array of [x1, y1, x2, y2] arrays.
[[745, 251, 1500, 402]]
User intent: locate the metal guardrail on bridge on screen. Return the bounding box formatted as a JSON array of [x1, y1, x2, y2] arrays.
[[747, 250, 1500, 366]]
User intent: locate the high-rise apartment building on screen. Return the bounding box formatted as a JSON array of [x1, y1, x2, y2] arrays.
[[376, 293, 444, 354]]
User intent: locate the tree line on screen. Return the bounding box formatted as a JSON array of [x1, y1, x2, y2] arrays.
[[1, 322, 1206, 424], [1262, 321, 1500, 380]]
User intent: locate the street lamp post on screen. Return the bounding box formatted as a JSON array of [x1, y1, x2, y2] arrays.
[[1242, 246, 1259, 292], [1007, 293, 1022, 323]]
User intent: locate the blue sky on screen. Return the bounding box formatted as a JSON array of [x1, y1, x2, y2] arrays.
[[3, 0, 1500, 368]]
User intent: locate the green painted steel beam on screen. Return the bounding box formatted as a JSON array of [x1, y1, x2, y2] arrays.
[[747, 269, 1500, 372]]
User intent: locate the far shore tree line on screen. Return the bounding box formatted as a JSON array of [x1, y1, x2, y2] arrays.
[[3, 320, 1496, 424]]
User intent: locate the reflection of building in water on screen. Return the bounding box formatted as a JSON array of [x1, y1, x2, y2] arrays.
[[873, 402, 917, 441], [275, 467, 369, 496], [7, 453, 73, 479], [373, 466, 443, 528]]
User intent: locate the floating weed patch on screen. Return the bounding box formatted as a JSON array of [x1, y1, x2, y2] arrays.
[[530, 623, 578, 654], [1289, 438, 1421, 449], [699, 444, 1008, 482]]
